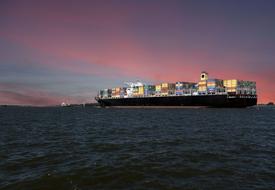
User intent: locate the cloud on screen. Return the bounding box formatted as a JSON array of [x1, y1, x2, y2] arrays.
[[0, 0, 274, 104]]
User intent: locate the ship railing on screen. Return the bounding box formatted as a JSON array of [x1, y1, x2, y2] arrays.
[[102, 92, 256, 99], [103, 92, 233, 99]]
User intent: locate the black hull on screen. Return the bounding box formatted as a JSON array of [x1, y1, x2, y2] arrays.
[[96, 95, 257, 108]]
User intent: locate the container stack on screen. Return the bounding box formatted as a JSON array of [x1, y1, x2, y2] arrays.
[[175, 82, 184, 95], [97, 71, 256, 99], [155, 84, 161, 96], [138, 86, 144, 96], [223, 79, 238, 93], [238, 81, 256, 95], [207, 79, 223, 94], [184, 83, 197, 94], [100, 89, 112, 98], [176, 82, 196, 95], [132, 86, 139, 96], [161, 83, 168, 96], [111, 88, 121, 98], [223, 80, 256, 95], [120, 88, 127, 97], [144, 85, 155, 96], [161, 83, 175, 96]]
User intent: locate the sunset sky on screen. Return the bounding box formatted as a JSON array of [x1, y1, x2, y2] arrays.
[[0, 0, 275, 105]]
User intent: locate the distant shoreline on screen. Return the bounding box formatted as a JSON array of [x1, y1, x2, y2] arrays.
[[0, 103, 273, 108], [0, 103, 100, 108]]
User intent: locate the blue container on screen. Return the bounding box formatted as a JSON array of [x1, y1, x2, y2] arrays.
[[207, 87, 216, 92], [144, 89, 149, 96], [145, 89, 154, 96], [207, 86, 216, 89]]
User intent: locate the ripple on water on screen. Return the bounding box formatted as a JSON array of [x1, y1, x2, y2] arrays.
[[0, 107, 275, 190]]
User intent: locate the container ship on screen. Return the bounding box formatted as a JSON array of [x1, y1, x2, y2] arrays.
[[95, 72, 257, 108]]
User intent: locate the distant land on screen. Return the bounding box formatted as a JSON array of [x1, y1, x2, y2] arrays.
[[0, 103, 100, 108], [0, 103, 274, 108]]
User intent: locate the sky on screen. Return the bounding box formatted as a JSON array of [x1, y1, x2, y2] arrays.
[[0, 0, 275, 105]]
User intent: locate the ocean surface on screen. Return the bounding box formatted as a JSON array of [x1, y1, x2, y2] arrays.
[[0, 106, 275, 190]]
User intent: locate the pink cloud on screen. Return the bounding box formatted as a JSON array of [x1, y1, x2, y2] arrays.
[[0, 1, 274, 104]]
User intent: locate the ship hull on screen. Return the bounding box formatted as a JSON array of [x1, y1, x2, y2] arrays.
[[96, 95, 257, 108]]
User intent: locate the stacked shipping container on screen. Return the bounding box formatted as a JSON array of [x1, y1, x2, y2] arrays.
[[99, 89, 112, 98], [111, 88, 120, 98], [175, 82, 184, 95], [161, 83, 175, 96], [138, 86, 144, 96], [155, 84, 161, 96], [120, 88, 127, 97], [144, 85, 155, 96], [176, 82, 197, 95], [223, 79, 238, 93], [223, 80, 256, 95], [207, 79, 224, 93], [98, 72, 257, 98]]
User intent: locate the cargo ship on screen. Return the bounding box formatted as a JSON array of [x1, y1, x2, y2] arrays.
[[95, 72, 257, 108]]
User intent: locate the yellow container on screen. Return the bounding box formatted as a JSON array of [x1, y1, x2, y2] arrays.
[[156, 85, 161, 91], [138, 86, 144, 95], [224, 79, 238, 87], [226, 87, 237, 92], [161, 83, 168, 88]]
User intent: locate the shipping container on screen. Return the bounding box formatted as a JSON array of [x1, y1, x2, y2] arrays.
[[226, 87, 237, 92], [130, 86, 139, 97], [238, 81, 256, 88], [161, 87, 168, 96], [120, 88, 127, 97], [144, 85, 155, 90], [111, 87, 120, 98], [155, 91, 161, 96], [100, 89, 112, 98], [223, 80, 256, 95], [155, 85, 161, 92], [185, 89, 190, 94], [138, 86, 144, 95], [162, 83, 167, 88], [176, 90, 183, 95], [223, 79, 238, 88], [144, 85, 155, 96], [175, 82, 183, 90], [161, 83, 175, 95], [207, 87, 216, 94], [176, 82, 197, 90], [144, 90, 155, 96], [207, 79, 223, 88]]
